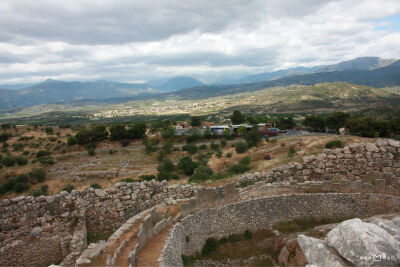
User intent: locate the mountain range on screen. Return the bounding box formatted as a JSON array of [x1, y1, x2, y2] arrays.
[[0, 57, 399, 111]]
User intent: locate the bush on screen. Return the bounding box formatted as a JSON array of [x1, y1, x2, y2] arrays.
[[288, 146, 296, 157], [38, 156, 55, 165], [226, 153, 232, 158], [14, 182, 30, 193], [36, 150, 50, 158], [325, 139, 344, 149], [220, 139, 227, 147], [0, 186, 5, 195], [0, 133, 10, 142], [88, 147, 95, 156], [12, 143, 25, 151], [190, 116, 201, 127], [2, 156, 15, 167], [45, 127, 54, 135], [240, 156, 251, 165], [199, 144, 207, 150], [62, 184, 75, 193], [157, 158, 175, 173], [235, 142, 248, 154], [32, 184, 48, 197], [244, 130, 261, 147], [29, 168, 46, 183], [182, 144, 198, 154], [228, 163, 250, 174], [190, 165, 213, 182], [157, 169, 173, 181], [178, 156, 199, 175], [216, 150, 222, 158], [108, 149, 114, 154], [3, 178, 16, 192], [90, 183, 101, 189], [16, 174, 28, 183], [202, 238, 219, 256], [210, 143, 219, 150], [185, 129, 202, 143], [162, 140, 174, 153], [264, 153, 272, 160], [244, 229, 253, 239], [15, 156, 28, 166]]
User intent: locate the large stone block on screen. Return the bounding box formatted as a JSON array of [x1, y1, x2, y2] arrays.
[[375, 179, 386, 193]]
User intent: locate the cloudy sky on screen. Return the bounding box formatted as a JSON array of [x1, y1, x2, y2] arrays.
[[1, 0, 400, 84]]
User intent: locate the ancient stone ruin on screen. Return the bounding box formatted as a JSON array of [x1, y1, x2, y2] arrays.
[[0, 139, 400, 266]]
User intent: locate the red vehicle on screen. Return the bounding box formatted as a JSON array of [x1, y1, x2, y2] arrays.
[[258, 126, 279, 137]]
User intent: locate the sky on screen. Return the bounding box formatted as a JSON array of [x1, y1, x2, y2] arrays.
[[0, 0, 400, 84]]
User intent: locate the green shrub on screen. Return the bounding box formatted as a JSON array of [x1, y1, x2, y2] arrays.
[[178, 156, 199, 175], [12, 143, 24, 151], [190, 165, 213, 182], [14, 182, 30, 193], [235, 142, 248, 154], [62, 184, 75, 193], [157, 169, 173, 181], [157, 150, 167, 162], [90, 183, 101, 189], [199, 144, 207, 150], [123, 178, 135, 183], [3, 178, 16, 192], [15, 156, 28, 166], [244, 130, 261, 147], [228, 163, 250, 174], [157, 158, 175, 173], [22, 151, 29, 155], [210, 143, 219, 150], [2, 157, 15, 167], [36, 150, 50, 158], [216, 150, 222, 158], [288, 146, 296, 157], [29, 168, 46, 183], [67, 136, 76, 146], [45, 127, 54, 135], [16, 174, 28, 183], [182, 144, 198, 154], [201, 238, 219, 256], [226, 153, 232, 158], [0, 186, 5, 195], [244, 229, 253, 239], [32, 188, 47, 197], [220, 139, 227, 147], [38, 156, 55, 165], [240, 156, 251, 165], [325, 139, 344, 149], [0, 133, 10, 142], [88, 147, 95, 156]]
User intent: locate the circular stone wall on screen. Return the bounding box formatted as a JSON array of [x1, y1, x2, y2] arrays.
[[160, 193, 400, 267]]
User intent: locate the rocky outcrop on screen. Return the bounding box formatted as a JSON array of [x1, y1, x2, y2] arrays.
[[297, 216, 400, 267], [297, 235, 350, 267]]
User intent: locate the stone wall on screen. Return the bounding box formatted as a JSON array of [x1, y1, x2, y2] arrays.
[[0, 181, 198, 266], [159, 193, 400, 267], [1, 139, 399, 266], [237, 139, 400, 188]]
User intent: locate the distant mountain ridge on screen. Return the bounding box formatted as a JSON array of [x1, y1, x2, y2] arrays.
[[0, 76, 204, 110], [228, 57, 397, 84], [169, 59, 400, 99], [0, 57, 399, 110]]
